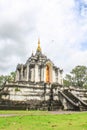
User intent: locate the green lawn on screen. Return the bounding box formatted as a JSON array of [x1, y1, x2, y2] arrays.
[[0, 111, 87, 130]]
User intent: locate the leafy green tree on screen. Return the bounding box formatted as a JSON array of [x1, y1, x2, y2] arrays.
[[9, 72, 16, 81], [64, 65, 87, 88], [63, 74, 72, 87], [0, 75, 5, 86], [0, 72, 16, 88]]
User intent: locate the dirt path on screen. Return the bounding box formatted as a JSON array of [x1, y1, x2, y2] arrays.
[[0, 111, 86, 117], [49, 110, 87, 115], [0, 114, 19, 117]]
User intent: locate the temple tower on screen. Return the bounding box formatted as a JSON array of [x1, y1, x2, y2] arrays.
[[15, 39, 63, 85]]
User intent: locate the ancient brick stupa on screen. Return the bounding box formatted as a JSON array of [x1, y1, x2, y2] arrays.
[[0, 39, 63, 110]]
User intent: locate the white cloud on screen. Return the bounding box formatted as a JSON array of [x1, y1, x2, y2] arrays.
[[0, 0, 87, 76]]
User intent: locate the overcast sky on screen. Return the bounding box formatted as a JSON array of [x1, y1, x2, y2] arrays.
[[0, 0, 87, 75]]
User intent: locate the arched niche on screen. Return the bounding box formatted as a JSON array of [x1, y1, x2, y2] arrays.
[[46, 62, 52, 83]]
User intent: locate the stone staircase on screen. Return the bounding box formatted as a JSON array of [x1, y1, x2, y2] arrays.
[[63, 89, 87, 111], [63, 90, 79, 104]]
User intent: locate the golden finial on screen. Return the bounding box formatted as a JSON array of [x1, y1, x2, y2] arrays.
[[37, 38, 41, 52]]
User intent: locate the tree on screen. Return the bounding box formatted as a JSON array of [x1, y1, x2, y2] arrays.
[[64, 65, 87, 88], [0, 72, 16, 88], [63, 74, 72, 87], [0, 75, 5, 86], [9, 72, 16, 81]]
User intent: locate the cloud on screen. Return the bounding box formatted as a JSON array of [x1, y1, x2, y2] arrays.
[[0, 0, 87, 76], [36, 0, 87, 73]]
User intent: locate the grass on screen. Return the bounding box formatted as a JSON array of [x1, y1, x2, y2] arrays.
[[0, 111, 87, 130]]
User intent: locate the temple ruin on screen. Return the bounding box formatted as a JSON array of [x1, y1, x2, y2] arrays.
[[0, 39, 87, 111]]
